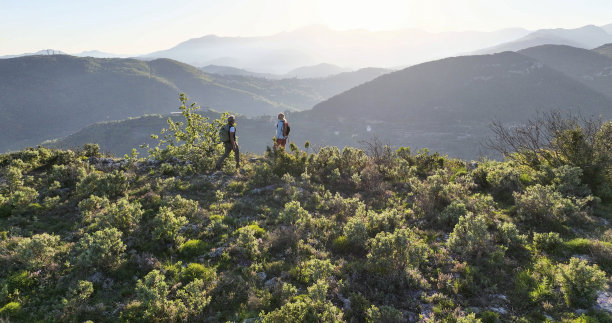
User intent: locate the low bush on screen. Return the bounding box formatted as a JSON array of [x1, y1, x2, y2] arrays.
[[556, 257, 607, 308], [533, 232, 563, 253], [179, 240, 210, 259], [73, 227, 126, 272]]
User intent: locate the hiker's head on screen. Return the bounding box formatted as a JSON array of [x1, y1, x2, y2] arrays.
[[277, 113, 285, 121], [228, 115, 235, 124]]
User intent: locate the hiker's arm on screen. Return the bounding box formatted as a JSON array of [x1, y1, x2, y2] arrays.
[[230, 131, 237, 149]]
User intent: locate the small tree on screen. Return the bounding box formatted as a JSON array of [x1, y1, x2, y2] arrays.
[[149, 93, 228, 172], [487, 112, 611, 200], [556, 257, 607, 308], [73, 227, 126, 272]]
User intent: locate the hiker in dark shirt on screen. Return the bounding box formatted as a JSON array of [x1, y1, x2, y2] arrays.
[[215, 115, 239, 170]]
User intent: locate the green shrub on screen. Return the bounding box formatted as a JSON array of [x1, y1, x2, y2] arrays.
[[73, 227, 126, 272], [133, 270, 176, 320], [149, 94, 228, 173], [448, 214, 504, 262], [8, 187, 39, 210], [483, 161, 523, 204], [175, 278, 212, 319], [181, 263, 217, 285], [307, 146, 368, 190], [49, 163, 90, 189], [440, 201, 469, 230], [366, 228, 429, 274], [234, 224, 266, 260], [7, 270, 36, 292], [319, 193, 366, 222], [556, 257, 607, 308], [480, 310, 499, 323], [365, 209, 404, 236], [14, 233, 63, 270], [249, 162, 279, 188], [163, 195, 199, 221], [61, 280, 94, 320], [151, 206, 188, 244], [497, 221, 527, 248], [551, 165, 591, 197], [412, 169, 472, 219], [0, 301, 21, 316], [266, 146, 307, 178], [533, 232, 562, 253], [260, 281, 343, 323], [365, 304, 403, 323], [331, 235, 350, 253], [80, 195, 144, 234], [179, 239, 210, 258], [76, 170, 129, 199], [514, 184, 582, 225], [343, 216, 368, 251], [292, 258, 335, 284], [130, 268, 213, 321], [413, 148, 446, 178], [278, 201, 311, 226]]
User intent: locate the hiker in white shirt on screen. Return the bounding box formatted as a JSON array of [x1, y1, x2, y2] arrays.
[[274, 113, 289, 150]]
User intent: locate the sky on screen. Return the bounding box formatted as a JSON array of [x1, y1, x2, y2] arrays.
[[1, 0, 612, 56]]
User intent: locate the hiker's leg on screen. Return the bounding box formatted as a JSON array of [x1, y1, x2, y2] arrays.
[[215, 143, 232, 170], [278, 138, 286, 150], [234, 145, 240, 168]]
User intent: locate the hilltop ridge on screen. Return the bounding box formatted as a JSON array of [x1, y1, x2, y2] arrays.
[[1, 108, 611, 320]]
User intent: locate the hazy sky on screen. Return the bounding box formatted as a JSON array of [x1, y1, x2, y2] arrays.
[[1, 0, 611, 55]]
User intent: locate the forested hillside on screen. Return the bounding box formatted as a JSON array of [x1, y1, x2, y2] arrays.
[[310, 51, 612, 123], [519, 45, 612, 99], [1, 99, 611, 322], [0, 55, 280, 152], [0, 55, 388, 153], [593, 43, 612, 59], [43, 47, 612, 161]]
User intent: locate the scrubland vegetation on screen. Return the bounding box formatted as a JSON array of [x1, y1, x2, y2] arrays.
[[1, 96, 611, 322]]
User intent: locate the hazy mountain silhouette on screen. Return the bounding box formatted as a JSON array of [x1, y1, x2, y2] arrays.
[[200, 65, 276, 78], [204, 67, 391, 111], [201, 63, 354, 79], [519, 45, 612, 99], [0, 49, 68, 59], [143, 25, 529, 73], [283, 63, 352, 78], [476, 25, 612, 54], [593, 43, 612, 58], [74, 50, 127, 58]]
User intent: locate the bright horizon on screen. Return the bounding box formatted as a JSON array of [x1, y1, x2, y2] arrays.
[[1, 0, 612, 56]]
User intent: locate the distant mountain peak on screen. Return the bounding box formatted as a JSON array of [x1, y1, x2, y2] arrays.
[[474, 25, 612, 55]]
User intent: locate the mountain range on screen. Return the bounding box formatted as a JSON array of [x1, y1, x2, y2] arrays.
[[201, 63, 356, 79], [143, 25, 531, 73], [594, 43, 612, 58], [475, 25, 612, 54], [43, 44, 612, 159], [5, 23, 612, 76], [0, 55, 389, 152]]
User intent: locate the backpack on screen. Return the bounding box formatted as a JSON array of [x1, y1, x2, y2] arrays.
[[284, 122, 290, 136], [219, 124, 231, 142]]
